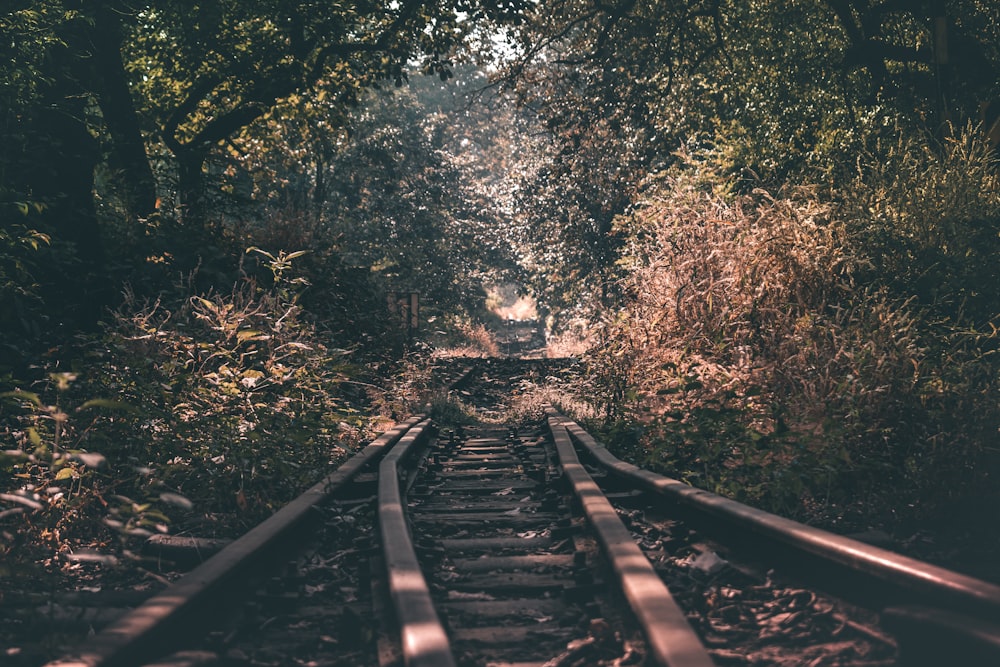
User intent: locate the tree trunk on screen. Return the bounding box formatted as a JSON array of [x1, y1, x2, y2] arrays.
[[30, 39, 109, 328], [313, 143, 332, 210], [177, 147, 210, 231], [90, 4, 158, 220]]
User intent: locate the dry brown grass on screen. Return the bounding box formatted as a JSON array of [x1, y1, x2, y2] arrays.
[[607, 177, 874, 414], [591, 132, 1000, 523], [544, 318, 595, 358], [430, 316, 500, 358]]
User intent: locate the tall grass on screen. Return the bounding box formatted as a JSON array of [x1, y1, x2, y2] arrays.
[[591, 126, 1000, 527]]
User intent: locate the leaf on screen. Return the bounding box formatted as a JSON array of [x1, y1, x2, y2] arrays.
[[0, 390, 42, 407], [0, 493, 42, 511], [65, 551, 118, 565], [236, 329, 265, 343], [123, 527, 154, 538], [141, 509, 171, 523], [73, 452, 108, 469], [49, 372, 78, 391], [159, 492, 193, 510], [240, 369, 265, 388], [246, 246, 275, 261], [55, 467, 77, 481], [194, 297, 216, 311]]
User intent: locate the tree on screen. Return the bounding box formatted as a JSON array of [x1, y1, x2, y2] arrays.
[[826, 0, 1000, 125], [484, 0, 1000, 324], [1, 4, 110, 342], [1, 0, 537, 364], [123, 0, 531, 229], [320, 78, 520, 315]]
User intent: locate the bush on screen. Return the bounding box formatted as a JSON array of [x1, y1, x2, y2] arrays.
[[1, 252, 374, 562], [426, 315, 500, 358], [843, 122, 1000, 325], [592, 131, 1000, 526], [94, 265, 369, 522]]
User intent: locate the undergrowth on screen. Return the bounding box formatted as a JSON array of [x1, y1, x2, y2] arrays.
[[589, 125, 1000, 529], [425, 315, 501, 358], [1, 254, 376, 567]]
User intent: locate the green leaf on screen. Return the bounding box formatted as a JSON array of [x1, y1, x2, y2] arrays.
[[0, 390, 42, 407], [49, 372, 78, 391], [141, 509, 171, 523]]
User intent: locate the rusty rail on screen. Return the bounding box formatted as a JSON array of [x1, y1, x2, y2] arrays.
[[377, 418, 456, 667], [46, 417, 424, 667], [559, 415, 1000, 617], [548, 411, 714, 667], [550, 407, 1000, 663]]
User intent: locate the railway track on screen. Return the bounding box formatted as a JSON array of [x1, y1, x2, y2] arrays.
[[40, 360, 1000, 666]]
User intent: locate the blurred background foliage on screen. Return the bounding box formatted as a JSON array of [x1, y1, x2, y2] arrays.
[[2, 0, 999, 558]]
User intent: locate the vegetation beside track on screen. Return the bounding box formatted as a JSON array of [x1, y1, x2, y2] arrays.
[[3, 1, 999, 631], [581, 128, 1000, 540]]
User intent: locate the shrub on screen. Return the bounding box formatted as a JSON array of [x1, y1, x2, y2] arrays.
[[843, 122, 1000, 326], [427, 315, 500, 358], [0, 221, 54, 372], [93, 264, 368, 524], [1, 251, 373, 562], [592, 133, 1000, 526]]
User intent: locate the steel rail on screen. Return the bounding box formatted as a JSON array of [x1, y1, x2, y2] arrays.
[[547, 412, 715, 667], [47, 417, 424, 667], [377, 418, 457, 667], [555, 412, 1000, 620]]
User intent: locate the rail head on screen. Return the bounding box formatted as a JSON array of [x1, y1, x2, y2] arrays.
[[547, 413, 715, 667], [46, 416, 425, 667], [547, 407, 1000, 622], [378, 418, 457, 667]]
